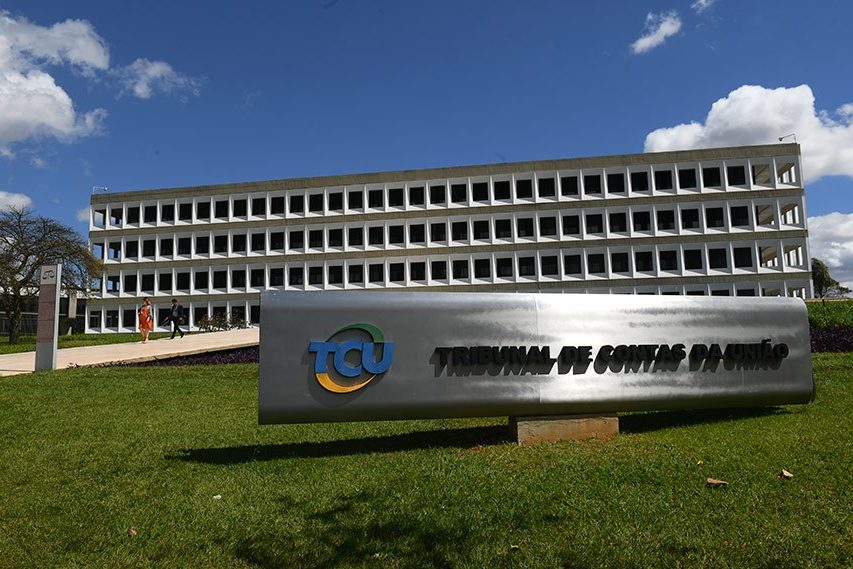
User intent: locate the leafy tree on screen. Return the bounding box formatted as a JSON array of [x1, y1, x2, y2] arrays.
[[811, 258, 850, 300], [0, 207, 102, 343]]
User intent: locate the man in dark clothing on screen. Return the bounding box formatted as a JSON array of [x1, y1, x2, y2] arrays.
[[167, 298, 185, 339]]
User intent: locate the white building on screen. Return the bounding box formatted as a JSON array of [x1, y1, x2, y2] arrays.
[[86, 143, 812, 332]]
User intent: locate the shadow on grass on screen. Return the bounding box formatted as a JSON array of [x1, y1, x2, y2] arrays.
[[619, 407, 786, 434], [168, 425, 510, 465]]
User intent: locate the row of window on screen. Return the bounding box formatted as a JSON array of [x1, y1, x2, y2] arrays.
[[92, 162, 799, 227]]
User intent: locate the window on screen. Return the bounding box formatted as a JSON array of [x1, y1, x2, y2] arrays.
[[388, 225, 404, 244], [678, 169, 697, 189], [473, 220, 490, 240], [730, 206, 750, 227], [89, 311, 101, 329], [516, 179, 533, 199], [452, 260, 469, 279], [214, 235, 228, 254], [684, 249, 703, 270], [250, 305, 260, 325], [177, 237, 191, 255], [122, 309, 135, 328], [141, 274, 154, 292], [733, 247, 753, 268], [493, 181, 511, 200], [565, 254, 582, 275], [388, 188, 404, 207], [607, 173, 625, 193], [472, 182, 488, 201], [634, 251, 653, 272], [708, 248, 728, 269], [213, 270, 227, 288], [270, 232, 284, 250], [703, 167, 721, 187], [106, 275, 120, 292], [681, 208, 700, 229], [348, 264, 363, 284], [711, 289, 730, 297], [328, 265, 343, 284], [451, 183, 467, 203], [541, 255, 558, 276], [144, 205, 157, 223], [368, 226, 384, 246], [250, 269, 265, 288], [348, 227, 363, 246], [289, 230, 304, 250], [585, 214, 603, 234], [516, 218, 534, 238], [308, 194, 323, 213], [561, 176, 579, 196], [583, 174, 601, 194], [105, 310, 118, 328], [161, 204, 174, 222], [308, 230, 323, 249], [539, 217, 557, 237], [290, 194, 304, 214], [706, 207, 725, 228], [657, 210, 676, 231], [108, 242, 122, 260], [727, 165, 746, 186], [215, 200, 229, 218], [611, 253, 629, 273], [328, 228, 343, 248], [176, 272, 190, 291], [654, 170, 673, 190], [251, 233, 265, 252], [737, 288, 756, 297], [495, 219, 512, 239], [368, 263, 384, 283], [125, 240, 139, 258], [431, 260, 447, 280], [232, 234, 247, 253], [160, 238, 173, 256], [233, 199, 247, 217], [630, 171, 649, 192], [538, 177, 556, 198], [563, 215, 580, 235], [193, 307, 209, 325], [252, 197, 266, 216], [518, 257, 535, 277], [195, 271, 209, 289], [587, 254, 605, 274], [451, 221, 468, 241], [269, 268, 284, 287], [270, 197, 285, 214], [142, 239, 156, 257], [409, 186, 425, 205], [609, 212, 627, 233], [348, 190, 363, 209], [430, 222, 446, 242], [328, 192, 343, 211], [159, 272, 173, 291], [496, 258, 513, 278], [289, 266, 304, 286], [410, 262, 426, 281], [409, 224, 425, 243], [389, 263, 405, 282], [127, 206, 140, 224], [195, 236, 209, 255], [430, 185, 446, 204], [123, 274, 137, 293], [659, 250, 678, 271], [474, 259, 490, 279], [368, 189, 383, 208], [308, 266, 323, 285]]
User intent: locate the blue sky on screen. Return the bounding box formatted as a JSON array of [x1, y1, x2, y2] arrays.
[[1, 1, 852, 282]]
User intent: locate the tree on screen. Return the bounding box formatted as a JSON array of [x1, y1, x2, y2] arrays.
[[811, 258, 851, 300], [0, 207, 102, 343]]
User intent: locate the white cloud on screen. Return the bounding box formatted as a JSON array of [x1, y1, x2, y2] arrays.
[[644, 84, 853, 183], [0, 191, 33, 209], [30, 156, 46, 168], [630, 11, 682, 54], [76, 206, 90, 222], [808, 212, 853, 290], [691, 0, 716, 14], [115, 58, 201, 100]]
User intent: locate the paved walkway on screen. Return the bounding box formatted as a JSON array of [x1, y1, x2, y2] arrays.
[[0, 328, 260, 377]]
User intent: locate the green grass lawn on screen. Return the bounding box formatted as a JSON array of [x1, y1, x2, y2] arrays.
[[807, 299, 853, 328], [0, 355, 850, 568], [0, 332, 173, 355]]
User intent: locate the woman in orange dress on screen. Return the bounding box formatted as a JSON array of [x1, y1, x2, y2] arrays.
[[138, 297, 154, 343]]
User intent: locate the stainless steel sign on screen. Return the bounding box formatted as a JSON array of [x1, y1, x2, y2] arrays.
[[259, 291, 814, 424]]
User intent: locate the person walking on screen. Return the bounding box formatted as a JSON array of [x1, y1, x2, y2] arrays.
[[167, 298, 185, 339], [138, 297, 154, 343]]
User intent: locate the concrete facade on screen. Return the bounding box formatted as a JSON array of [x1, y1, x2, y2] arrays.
[[86, 144, 812, 332]]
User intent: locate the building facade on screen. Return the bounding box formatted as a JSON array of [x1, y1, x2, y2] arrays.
[[86, 143, 812, 332]]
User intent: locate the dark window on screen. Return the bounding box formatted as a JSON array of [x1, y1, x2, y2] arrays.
[[158, 272, 172, 291], [195, 236, 209, 255], [289, 230, 304, 250], [430, 185, 446, 204], [706, 207, 725, 228], [703, 167, 721, 187], [611, 253, 629, 272], [269, 268, 284, 287], [388, 225, 404, 244], [368, 189, 383, 208], [122, 309, 135, 327], [564, 254, 582, 275], [328, 265, 343, 284], [144, 205, 157, 223], [633, 211, 651, 231], [737, 288, 756, 297], [233, 199, 247, 217], [348, 264, 363, 284], [684, 249, 703, 270], [654, 170, 673, 190], [308, 230, 323, 248], [123, 274, 137, 293], [561, 176, 579, 196], [584, 174, 601, 194], [232, 269, 247, 288], [630, 171, 649, 192], [289, 267, 304, 286], [409, 186, 425, 205], [474, 259, 490, 279], [308, 194, 323, 213], [730, 206, 750, 227], [232, 234, 246, 253], [473, 220, 490, 240], [215, 200, 229, 218], [160, 238, 173, 256], [539, 217, 557, 237], [409, 224, 425, 243], [251, 269, 265, 288], [635, 251, 654, 272], [708, 248, 727, 269], [431, 261, 447, 280], [194, 307, 209, 325], [104, 310, 119, 328], [328, 228, 343, 247], [122, 240, 138, 259], [495, 219, 512, 239], [177, 237, 191, 255], [142, 239, 156, 257], [176, 272, 190, 291], [516, 179, 533, 199], [410, 262, 426, 281], [348, 190, 363, 209], [451, 221, 468, 241], [607, 173, 625, 193], [727, 165, 746, 186], [368, 263, 384, 283], [308, 267, 323, 285], [733, 247, 753, 268], [213, 235, 227, 254], [368, 226, 384, 246], [430, 223, 447, 242], [388, 188, 404, 207], [472, 182, 488, 201], [195, 271, 209, 289], [686, 289, 705, 296], [493, 181, 511, 200], [250, 305, 260, 325], [659, 250, 678, 271], [251, 233, 265, 252], [127, 206, 140, 224], [541, 255, 558, 276], [141, 274, 154, 292], [657, 210, 676, 231], [711, 289, 730, 297], [348, 227, 363, 246], [518, 257, 536, 277], [496, 258, 513, 277], [161, 204, 174, 222], [517, 218, 534, 238], [587, 254, 605, 274], [681, 208, 700, 229], [328, 192, 343, 211], [289, 195, 304, 214], [270, 197, 285, 214], [538, 177, 556, 198], [586, 214, 604, 234], [270, 232, 284, 250], [252, 197, 266, 216], [678, 169, 697, 189], [451, 183, 467, 203], [563, 215, 580, 235], [609, 212, 627, 233], [452, 260, 469, 279]]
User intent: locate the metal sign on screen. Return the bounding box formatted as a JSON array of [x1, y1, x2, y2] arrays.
[[259, 291, 814, 424], [35, 264, 62, 371]]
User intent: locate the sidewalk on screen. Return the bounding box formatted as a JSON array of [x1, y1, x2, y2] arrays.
[[0, 328, 260, 377]]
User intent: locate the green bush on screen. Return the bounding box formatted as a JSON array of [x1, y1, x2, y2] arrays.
[[807, 299, 853, 328]]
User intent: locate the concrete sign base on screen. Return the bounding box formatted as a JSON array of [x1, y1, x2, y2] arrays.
[[510, 414, 619, 445]]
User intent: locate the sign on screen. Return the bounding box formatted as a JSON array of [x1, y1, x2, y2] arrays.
[[259, 291, 814, 424], [35, 264, 61, 371]]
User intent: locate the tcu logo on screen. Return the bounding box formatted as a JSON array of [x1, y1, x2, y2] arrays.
[[307, 323, 394, 393]]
